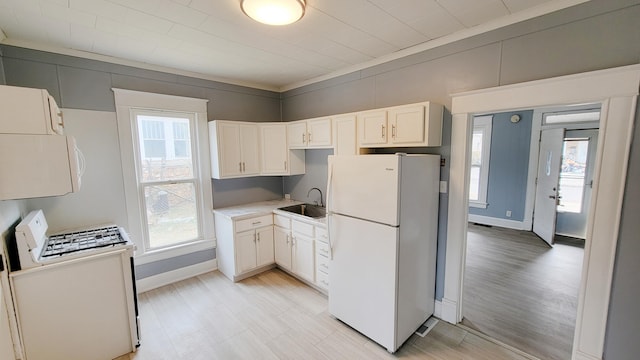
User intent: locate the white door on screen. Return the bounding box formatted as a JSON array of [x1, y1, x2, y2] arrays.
[[287, 121, 307, 148], [236, 230, 257, 274], [328, 155, 400, 226], [333, 115, 357, 155], [358, 110, 387, 145], [533, 128, 565, 245], [556, 129, 599, 239], [273, 226, 291, 270], [256, 226, 274, 267], [260, 124, 288, 175], [328, 214, 398, 352], [217, 122, 243, 177], [291, 233, 315, 282], [239, 124, 260, 175], [388, 104, 425, 144], [307, 118, 332, 147]]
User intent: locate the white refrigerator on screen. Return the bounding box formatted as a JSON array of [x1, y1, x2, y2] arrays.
[[327, 154, 440, 353]]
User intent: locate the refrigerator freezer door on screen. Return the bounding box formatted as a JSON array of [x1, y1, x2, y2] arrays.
[[328, 214, 399, 352], [328, 155, 400, 226]]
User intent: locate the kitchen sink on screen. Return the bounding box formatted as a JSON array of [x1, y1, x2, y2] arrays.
[[278, 204, 326, 218]]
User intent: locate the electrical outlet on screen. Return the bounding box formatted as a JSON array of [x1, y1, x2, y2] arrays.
[[439, 181, 447, 193], [506, 210, 512, 217], [284, 194, 291, 200]]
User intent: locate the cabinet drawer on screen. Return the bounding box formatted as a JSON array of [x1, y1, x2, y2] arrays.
[[274, 214, 290, 229], [316, 271, 329, 290], [292, 220, 314, 237], [235, 215, 273, 233], [315, 226, 328, 244], [316, 241, 330, 259], [316, 253, 329, 274]]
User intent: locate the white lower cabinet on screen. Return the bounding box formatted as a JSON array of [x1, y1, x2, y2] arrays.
[[291, 232, 315, 283], [274, 224, 292, 270], [236, 226, 274, 274], [213, 212, 275, 281]]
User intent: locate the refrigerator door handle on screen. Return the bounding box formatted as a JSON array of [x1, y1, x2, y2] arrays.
[[326, 161, 334, 260]]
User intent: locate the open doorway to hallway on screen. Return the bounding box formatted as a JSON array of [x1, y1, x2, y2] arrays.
[[462, 107, 600, 359]]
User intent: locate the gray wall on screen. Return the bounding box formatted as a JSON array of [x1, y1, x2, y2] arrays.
[[469, 110, 533, 222], [281, 0, 640, 358], [283, 149, 333, 204], [0, 45, 282, 279]]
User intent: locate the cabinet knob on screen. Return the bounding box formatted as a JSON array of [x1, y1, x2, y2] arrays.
[[391, 124, 396, 138], [381, 125, 385, 138]]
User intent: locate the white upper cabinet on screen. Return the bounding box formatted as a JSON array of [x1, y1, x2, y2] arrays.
[[358, 110, 387, 145], [307, 118, 332, 147], [287, 117, 332, 149], [333, 114, 357, 156], [209, 120, 260, 179], [260, 123, 289, 175], [0, 85, 64, 135], [260, 123, 305, 176], [357, 102, 443, 148]]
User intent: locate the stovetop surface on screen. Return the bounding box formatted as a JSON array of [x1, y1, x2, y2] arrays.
[[41, 225, 128, 258]]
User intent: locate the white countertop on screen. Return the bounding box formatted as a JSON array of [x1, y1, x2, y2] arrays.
[[213, 199, 326, 227]]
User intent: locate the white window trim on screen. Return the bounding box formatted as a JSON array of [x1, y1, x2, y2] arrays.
[[469, 115, 492, 209], [113, 88, 215, 265]]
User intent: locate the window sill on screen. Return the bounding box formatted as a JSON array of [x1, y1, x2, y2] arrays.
[[469, 201, 488, 209], [134, 238, 216, 265]]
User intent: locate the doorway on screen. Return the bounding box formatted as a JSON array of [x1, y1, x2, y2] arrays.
[[442, 65, 640, 360]]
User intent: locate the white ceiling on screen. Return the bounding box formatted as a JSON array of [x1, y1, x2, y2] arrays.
[[0, 0, 587, 91]]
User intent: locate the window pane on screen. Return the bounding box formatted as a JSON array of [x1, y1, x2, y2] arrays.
[[471, 132, 483, 166], [137, 115, 193, 181], [469, 165, 480, 201], [558, 139, 589, 213], [145, 183, 199, 248]]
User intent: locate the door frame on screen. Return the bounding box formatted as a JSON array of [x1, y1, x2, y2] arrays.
[[442, 64, 640, 360]]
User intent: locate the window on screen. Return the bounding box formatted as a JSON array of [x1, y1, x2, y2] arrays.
[[558, 137, 590, 213], [113, 89, 214, 263], [469, 115, 492, 208], [134, 111, 199, 249]]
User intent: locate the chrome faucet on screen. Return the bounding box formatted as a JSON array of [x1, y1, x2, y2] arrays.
[[307, 187, 324, 207]]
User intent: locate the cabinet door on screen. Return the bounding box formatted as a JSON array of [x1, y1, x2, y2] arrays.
[[333, 115, 357, 155], [273, 226, 291, 270], [287, 121, 307, 148], [292, 233, 315, 283], [260, 124, 288, 175], [256, 226, 274, 267], [389, 105, 425, 144], [236, 230, 257, 274], [358, 110, 387, 145], [307, 118, 332, 147], [239, 124, 260, 175], [217, 122, 243, 177]]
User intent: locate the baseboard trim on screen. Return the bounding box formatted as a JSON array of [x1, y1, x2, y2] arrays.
[[434, 300, 442, 319], [136, 259, 217, 293], [468, 214, 528, 230], [440, 297, 459, 323]]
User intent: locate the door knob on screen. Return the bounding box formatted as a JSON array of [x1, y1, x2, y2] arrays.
[[549, 195, 556, 199]]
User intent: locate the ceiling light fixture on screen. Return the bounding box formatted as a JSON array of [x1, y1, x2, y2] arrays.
[[241, 0, 306, 26]]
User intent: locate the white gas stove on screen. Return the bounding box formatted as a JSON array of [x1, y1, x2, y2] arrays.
[[15, 209, 133, 270]]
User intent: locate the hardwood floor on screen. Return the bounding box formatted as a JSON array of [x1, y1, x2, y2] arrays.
[[462, 224, 584, 360], [115, 269, 530, 360]]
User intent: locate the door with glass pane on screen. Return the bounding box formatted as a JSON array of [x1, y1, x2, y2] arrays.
[[555, 129, 598, 239], [134, 111, 201, 250]]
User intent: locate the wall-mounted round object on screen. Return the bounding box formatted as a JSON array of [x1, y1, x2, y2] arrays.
[[510, 114, 521, 123]]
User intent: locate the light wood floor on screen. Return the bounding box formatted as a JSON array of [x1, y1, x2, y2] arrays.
[[115, 268, 531, 360], [462, 224, 584, 360]]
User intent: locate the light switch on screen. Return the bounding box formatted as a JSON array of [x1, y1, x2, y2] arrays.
[[439, 181, 447, 194]]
